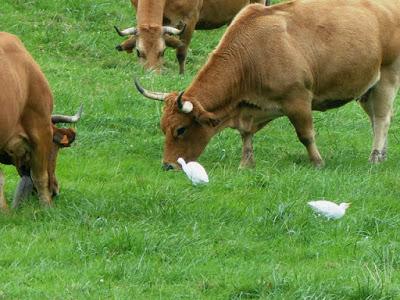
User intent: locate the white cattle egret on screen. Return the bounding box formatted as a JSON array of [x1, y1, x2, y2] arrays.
[[177, 158, 209, 185], [308, 200, 350, 219]]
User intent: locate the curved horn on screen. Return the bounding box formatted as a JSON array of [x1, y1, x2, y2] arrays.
[[176, 91, 193, 113], [162, 25, 185, 35], [177, 91, 184, 110], [51, 104, 83, 124], [134, 78, 167, 101], [114, 25, 137, 36]]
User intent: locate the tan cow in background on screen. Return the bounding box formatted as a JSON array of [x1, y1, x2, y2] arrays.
[[134, 0, 400, 170], [0, 32, 82, 209], [115, 0, 267, 74]]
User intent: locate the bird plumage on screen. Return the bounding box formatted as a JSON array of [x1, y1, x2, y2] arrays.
[[308, 200, 350, 219], [177, 158, 209, 185]]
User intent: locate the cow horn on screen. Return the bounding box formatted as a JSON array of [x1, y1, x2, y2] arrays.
[[134, 78, 167, 101], [114, 25, 137, 36], [162, 25, 185, 35], [51, 104, 83, 124], [177, 91, 193, 113]]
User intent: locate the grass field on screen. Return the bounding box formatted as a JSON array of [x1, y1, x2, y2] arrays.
[[1, 0, 400, 298]]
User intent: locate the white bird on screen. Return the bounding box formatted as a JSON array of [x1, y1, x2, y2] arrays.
[[177, 157, 209, 185], [308, 200, 350, 220]]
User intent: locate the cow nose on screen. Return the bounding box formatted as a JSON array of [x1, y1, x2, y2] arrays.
[[52, 185, 60, 197], [163, 163, 175, 171], [115, 44, 123, 51]]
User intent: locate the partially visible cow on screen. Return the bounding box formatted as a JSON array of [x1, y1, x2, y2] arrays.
[[0, 32, 82, 209], [133, 0, 400, 170], [115, 0, 267, 74]]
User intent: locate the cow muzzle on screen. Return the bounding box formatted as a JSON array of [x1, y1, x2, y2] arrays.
[[162, 162, 180, 171], [52, 185, 60, 197]]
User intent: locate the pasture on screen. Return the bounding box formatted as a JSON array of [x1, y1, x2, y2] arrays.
[[1, 0, 400, 298]]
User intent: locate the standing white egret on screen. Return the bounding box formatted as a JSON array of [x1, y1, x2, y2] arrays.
[[177, 158, 209, 185], [308, 200, 350, 219]]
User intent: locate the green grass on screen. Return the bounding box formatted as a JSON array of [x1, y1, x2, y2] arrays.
[[1, 0, 400, 298]]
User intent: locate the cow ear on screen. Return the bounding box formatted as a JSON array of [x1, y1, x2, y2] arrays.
[[164, 35, 185, 49], [176, 93, 221, 127], [116, 36, 136, 53], [53, 128, 76, 147], [195, 111, 220, 127]]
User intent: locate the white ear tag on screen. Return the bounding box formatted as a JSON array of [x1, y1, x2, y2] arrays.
[[182, 101, 193, 113]]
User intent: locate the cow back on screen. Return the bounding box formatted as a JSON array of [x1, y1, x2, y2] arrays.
[[0, 32, 52, 148]]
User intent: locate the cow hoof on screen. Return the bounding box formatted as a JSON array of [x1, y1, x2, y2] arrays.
[[41, 201, 54, 208], [313, 159, 325, 169], [239, 160, 256, 169], [1, 207, 10, 214], [369, 150, 386, 164], [0, 197, 8, 212], [38, 193, 53, 207]]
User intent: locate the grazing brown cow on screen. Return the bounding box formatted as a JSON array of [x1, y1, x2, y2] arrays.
[[134, 0, 400, 170], [115, 0, 267, 74], [0, 32, 82, 209]]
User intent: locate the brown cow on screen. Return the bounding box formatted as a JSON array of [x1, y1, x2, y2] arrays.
[[134, 0, 400, 170], [115, 0, 267, 74], [0, 32, 82, 209]]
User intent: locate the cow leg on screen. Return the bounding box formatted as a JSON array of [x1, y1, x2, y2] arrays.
[[30, 131, 52, 206], [12, 176, 34, 209], [359, 70, 399, 163], [176, 44, 187, 75], [31, 158, 52, 206], [239, 132, 255, 169], [284, 100, 324, 167], [176, 18, 197, 74], [0, 170, 8, 211]]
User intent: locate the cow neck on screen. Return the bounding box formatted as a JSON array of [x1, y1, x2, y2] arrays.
[[137, 0, 166, 26], [184, 54, 244, 116]]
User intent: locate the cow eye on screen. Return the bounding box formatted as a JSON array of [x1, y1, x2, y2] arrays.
[[176, 127, 186, 136]]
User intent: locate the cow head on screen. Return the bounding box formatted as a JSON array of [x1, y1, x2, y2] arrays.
[[49, 105, 82, 195], [114, 24, 185, 72], [134, 79, 220, 170]]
